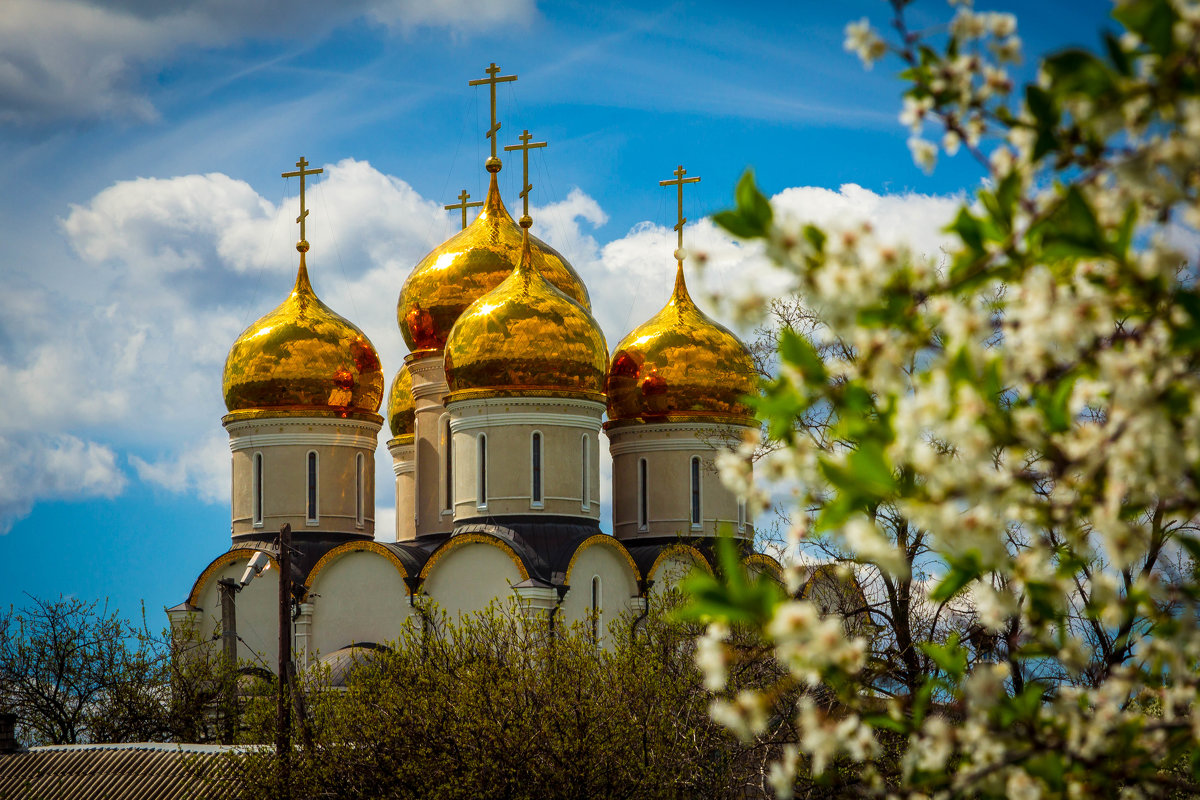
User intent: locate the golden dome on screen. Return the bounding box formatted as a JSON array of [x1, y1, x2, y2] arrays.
[[398, 164, 591, 353], [606, 264, 757, 425], [223, 255, 384, 422], [387, 364, 415, 437], [444, 227, 608, 402]]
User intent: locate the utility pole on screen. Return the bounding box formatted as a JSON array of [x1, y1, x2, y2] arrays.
[[217, 578, 239, 744], [276, 523, 292, 800]]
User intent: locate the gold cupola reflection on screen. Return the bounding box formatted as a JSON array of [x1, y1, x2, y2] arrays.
[[444, 222, 608, 401], [606, 263, 757, 425], [223, 254, 384, 422], [397, 161, 591, 354], [387, 364, 415, 438]]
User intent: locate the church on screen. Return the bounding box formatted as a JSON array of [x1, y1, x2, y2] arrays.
[[169, 64, 778, 671]]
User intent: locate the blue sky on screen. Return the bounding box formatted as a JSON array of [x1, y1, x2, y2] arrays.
[[0, 0, 1113, 622]]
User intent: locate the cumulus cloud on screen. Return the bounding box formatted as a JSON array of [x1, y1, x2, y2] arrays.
[[129, 431, 229, 503], [5, 164, 963, 536], [2, 159, 447, 532], [770, 183, 961, 259], [0, 434, 127, 533], [0, 0, 536, 125]]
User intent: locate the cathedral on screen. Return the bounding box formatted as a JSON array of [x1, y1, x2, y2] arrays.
[[169, 64, 778, 670]]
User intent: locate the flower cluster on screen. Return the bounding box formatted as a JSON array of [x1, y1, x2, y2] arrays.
[[697, 0, 1200, 796]]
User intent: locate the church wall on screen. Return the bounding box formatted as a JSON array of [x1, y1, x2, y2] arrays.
[[226, 417, 379, 539], [607, 421, 753, 542], [558, 544, 641, 645], [421, 541, 526, 620], [448, 396, 603, 521], [308, 551, 411, 657], [647, 550, 709, 602], [192, 558, 281, 670], [408, 354, 454, 537], [388, 437, 416, 541]]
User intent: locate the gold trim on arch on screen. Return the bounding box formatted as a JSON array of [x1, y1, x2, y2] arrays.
[[305, 540, 409, 589], [745, 552, 783, 582], [187, 549, 280, 608], [646, 543, 712, 583], [563, 534, 640, 586], [800, 563, 869, 609], [419, 533, 530, 582]]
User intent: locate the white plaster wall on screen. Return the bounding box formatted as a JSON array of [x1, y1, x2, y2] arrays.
[[422, 541, 525, 620], [648, 553, 706, 600], [559, 544, 641, 644], [308, 551, 412, 657], [193, 559, 281, 671]]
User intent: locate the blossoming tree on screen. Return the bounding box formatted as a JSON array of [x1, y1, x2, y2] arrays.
[[689, 0, 1200, 795]]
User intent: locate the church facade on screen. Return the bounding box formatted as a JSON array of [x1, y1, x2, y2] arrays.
[[169, 66, 776, 671]]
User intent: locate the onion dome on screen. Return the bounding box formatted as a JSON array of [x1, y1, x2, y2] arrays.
[[223, 255, 384, 422], [398, 163, 591, 354], [387, 365, 415, 438], [444, 225, 608, 401], [606, 264, 757, 425]]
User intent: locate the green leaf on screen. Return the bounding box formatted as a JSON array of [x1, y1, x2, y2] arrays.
[[1172, 290, 1200, 350], [1113, 0, 1178, 56], [1036, 186, 1107, 260], [714, 169, 774, 240], [1103, 30, 1132, 76], [929, 554, 984, 602], [862, 713, 908, 734], [677, 534, 783, 626], [713, 209, 764, 239], [1033, 375, 1076, 433], [778, 328, 827, 385], [948, 207, 986, 254], [735, 169, 773, 226], [1043, 49, 1116, 97], [921, 634, 967, 679], [845, 441, 897, 497]]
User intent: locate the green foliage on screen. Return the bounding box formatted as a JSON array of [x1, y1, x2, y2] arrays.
[[678, 536, 783, 626], [234, 602, 791, 800], [687, 0, 1200, 796]]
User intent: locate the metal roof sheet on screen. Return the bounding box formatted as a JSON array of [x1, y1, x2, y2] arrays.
[[0, 744, 246, 800]]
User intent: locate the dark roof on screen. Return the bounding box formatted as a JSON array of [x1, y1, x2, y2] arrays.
[[0, 743, 246, 800], [450, 516, 602, 584]]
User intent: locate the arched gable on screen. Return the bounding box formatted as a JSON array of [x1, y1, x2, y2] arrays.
[[563, 534, 640, 586], [419, 532, 531, 582], [646, 543, 712, 586], [187, 549, 280, 607], [306, 540, 409, 590], [745, 552, 783, 583]]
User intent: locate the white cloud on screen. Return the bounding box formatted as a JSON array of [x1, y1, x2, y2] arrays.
[[0, 0, 536, 125], [770, 183, 961, 259], [129, 431, 229, 503], [0, 433, 127, 533], [5, 165, 963, 538]]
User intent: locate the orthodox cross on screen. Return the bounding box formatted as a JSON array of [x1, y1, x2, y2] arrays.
[[468, 63, 518, 161], [445, 189, 484, 230], [281, 156, 324, 252], [659, 164, 701, 267], [503, 129, 547, 225]]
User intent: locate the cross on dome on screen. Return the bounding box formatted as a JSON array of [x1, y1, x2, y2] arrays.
[[659, 164, 701, 268], [282, 156, 324, 253], [444, 189, 484, 230], [468, 62, 518, 165], [503, 129, 547, 229]]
